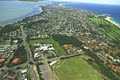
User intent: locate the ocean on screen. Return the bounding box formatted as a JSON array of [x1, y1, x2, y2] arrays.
[[0, 0, 52, 25], [62, 2, 120, 25], [1, 1, 120, 26]]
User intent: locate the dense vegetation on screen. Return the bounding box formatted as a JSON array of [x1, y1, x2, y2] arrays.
[[86, 52, 120, 80], [0, 24, 20, 39], [2, 24, 19, 33], [52, 35, 83, 47], [10, 38, 23, 45], [6, 46, 27, 67], [24, 20, 48, 28], [0, 26, 3, 37]]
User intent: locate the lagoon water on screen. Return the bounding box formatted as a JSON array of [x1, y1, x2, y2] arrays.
[[62, 3, 120, 25], [0, 0, 52, 25], [1, 1, 120, 26]]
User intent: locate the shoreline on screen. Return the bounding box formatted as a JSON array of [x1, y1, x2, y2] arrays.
[[105, 16, 120, 28], [0, 6, 42, 26], [60, 3, 120, 28], [59, 3, 65, 7], [0, 0, 50, 26]]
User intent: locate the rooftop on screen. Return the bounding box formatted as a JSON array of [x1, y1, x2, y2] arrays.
[[12, 58, 19, 64], [0, 58, 5, 62]]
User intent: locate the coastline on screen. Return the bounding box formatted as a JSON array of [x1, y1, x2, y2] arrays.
[[0, 6, 42, 26], [60, 3, 120, 28], [59, 3, 65, 7], [0, 0, 51, 26], [105, 16, 120, 28]]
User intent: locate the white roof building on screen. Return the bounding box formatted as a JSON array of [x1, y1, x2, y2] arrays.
[[34, 44, 40, 46], [24, 78, 27, 80], [34, 52, 41, 58], [48, 47, 55, 50], [34, 43, 55, 51], [40, 46, 48, 51], [21, 69, 27, 74], [49, 61, 57, 66]]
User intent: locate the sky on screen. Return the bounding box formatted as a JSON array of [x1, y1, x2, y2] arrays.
[[51, 0, 120, 5]]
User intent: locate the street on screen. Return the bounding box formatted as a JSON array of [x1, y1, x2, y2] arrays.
[[20, 26, 39, 80]]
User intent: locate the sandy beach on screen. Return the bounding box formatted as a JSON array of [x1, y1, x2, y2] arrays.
[[59, 3, 66, 7], [105, 16, 120, 28]]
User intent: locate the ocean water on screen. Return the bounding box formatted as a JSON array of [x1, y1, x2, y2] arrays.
[[0, 0, 52, 25], [1, 1, 120, 26], [62, 3, 120, 25]]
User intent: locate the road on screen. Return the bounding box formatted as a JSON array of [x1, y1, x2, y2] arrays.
[[47, 53, 82, 61], [20, 26, 82, 80], [20, 26, 33, 62], [20, 26, 39, 80]]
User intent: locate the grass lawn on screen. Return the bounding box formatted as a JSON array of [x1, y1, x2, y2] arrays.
[[3, 40, 10, 45], [27, 68, 32, 80], [55, 56, 104, 80], [29, 38, 67, 56]]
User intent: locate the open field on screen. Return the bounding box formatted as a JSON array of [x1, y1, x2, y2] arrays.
[[55, 56, 104, 80], [29, 38, 67, 56]]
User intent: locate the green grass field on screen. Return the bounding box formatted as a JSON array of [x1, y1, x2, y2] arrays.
[[55, 56, 104, 80], [90, 17, 120, 42], [3, 40, 10, 45], [29, 38, 67, 56]]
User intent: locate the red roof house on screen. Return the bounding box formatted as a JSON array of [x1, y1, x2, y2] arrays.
[[4, 74, 16, 79], [12, 58, 19, 64], [0, 59, 5, 62]]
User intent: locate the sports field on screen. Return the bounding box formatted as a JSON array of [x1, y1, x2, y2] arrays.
[[55, 56, 104, 80]]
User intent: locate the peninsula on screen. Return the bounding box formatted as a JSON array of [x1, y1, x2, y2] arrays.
[[0, 4, 120, 80]]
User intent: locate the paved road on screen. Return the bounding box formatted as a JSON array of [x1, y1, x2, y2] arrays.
[[20, 26, 33, 62], [47, 53, 82, 61], [20, 26, 39, 80], [20, 26, 82, 80]]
